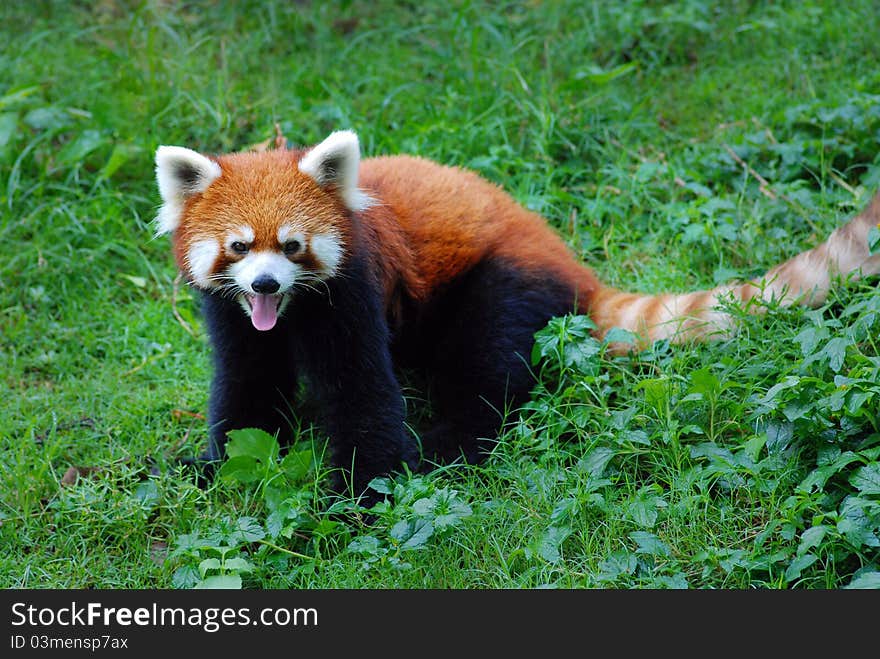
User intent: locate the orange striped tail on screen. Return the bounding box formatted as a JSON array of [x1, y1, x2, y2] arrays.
[[588, 193, 880, 346]]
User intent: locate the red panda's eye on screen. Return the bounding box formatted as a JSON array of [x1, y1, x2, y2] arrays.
[[283, 239, 303, 256], [230, 241, 249, 254]]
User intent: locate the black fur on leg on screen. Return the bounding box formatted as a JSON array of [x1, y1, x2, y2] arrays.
[[287, 252, 419, 502], [409, 258, 578, 466], [200, 292, 300, 464]]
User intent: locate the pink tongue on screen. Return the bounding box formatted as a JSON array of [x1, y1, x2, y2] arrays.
[[250, 294, 279, 331]]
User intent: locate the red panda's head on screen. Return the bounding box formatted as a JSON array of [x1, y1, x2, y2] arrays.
[[154, 130, 373, 331]]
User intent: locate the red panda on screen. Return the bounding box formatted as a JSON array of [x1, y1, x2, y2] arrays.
[[154, 130, 880, 502]]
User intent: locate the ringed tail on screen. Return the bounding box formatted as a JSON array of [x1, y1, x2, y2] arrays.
[[588, 194, 880, 345]]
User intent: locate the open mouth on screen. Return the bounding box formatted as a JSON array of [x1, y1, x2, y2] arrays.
[[244, 293, 284, 331]]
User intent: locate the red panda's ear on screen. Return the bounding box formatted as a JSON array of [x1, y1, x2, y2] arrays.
[[154, 146, 222, 235], [298, 130, 373, 212]]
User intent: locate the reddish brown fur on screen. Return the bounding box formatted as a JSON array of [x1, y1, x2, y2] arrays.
[[358, 155, 600, 308], [588, 290, 638, 329]]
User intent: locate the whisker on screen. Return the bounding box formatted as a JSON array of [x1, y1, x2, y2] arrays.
[[205, 274, 237, 283], [293, 281, 322, 296], [295, 275, 333, 301]]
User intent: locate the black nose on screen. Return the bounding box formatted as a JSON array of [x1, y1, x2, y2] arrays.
[[251, 275, 280, 294]]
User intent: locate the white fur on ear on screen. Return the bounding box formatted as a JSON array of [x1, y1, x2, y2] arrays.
[[154, 146, 222, 235], [298, 130, 373, 212]]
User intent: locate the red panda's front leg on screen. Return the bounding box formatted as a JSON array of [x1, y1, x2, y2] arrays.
[[289, 254, 419, 504], [200, 293, 302, 469]]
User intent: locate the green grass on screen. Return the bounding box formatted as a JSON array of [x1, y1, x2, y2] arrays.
[[2, 0, 879, 589]]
